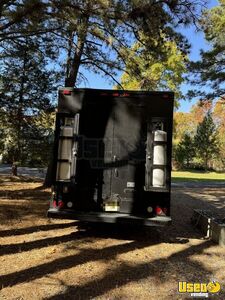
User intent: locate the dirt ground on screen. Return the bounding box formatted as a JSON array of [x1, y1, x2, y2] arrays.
[[0, 175, 225, 300]]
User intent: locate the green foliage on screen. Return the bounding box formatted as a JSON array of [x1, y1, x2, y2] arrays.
[[172, 170, 225, 182], [194, 112, 219, 170], [0, 31, 57, 166], [0, 0, 48, 42], [0, 111, 55, 166], [203, 0, 225, 45], [173, 100, 224, 170], [119, 33, 187, 103], [1, 0, 205, 87], [55, 0, 193, 87], [173, 111, 195, 146], [53, 0, 205, 87], [174, 133, 195, 168], [19, 112, 55, 166], [188, 0, 225, 99]]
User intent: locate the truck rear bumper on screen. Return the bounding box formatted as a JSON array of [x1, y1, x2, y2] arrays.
[[47, 208, 171, 227]]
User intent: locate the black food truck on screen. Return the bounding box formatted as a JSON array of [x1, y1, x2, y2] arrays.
[[48, 88, 174, 226]]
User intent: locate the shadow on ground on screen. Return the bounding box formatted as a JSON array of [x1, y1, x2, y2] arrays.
[[0, 180, 225, 299], [0, 221, 216, 299]]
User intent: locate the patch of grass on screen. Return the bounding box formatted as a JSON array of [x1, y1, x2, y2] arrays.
[[172, 170, 225, 183]]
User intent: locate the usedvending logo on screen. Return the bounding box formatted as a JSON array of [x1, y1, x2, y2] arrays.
[[178, 280, 221, 298]]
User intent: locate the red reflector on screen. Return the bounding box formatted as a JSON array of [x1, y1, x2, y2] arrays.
[[63, 90, 72, 95], [112, 93, 119, 97], [53, 200, 57, 208], [100, 93, 108, 96], [155, 206, 162, 215], [58, 200, 64, 208], [156, 206, 167, 216]]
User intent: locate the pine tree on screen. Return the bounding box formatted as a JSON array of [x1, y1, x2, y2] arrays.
[[0, 33, 57, 165], [0, 0, 52, 42], [174, 133, 195, 168], [118, 32, 188, 104], [1, 0, 207, 88], [194, 112, 219, 170], [48, 0, 206, 87], [188, 0, 225, 99]]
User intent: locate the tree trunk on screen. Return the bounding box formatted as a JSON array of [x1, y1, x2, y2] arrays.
[[187, 158, 190, 168], [0, 2, 5, 19], [44, 16, 89, 187], [204, 155, 208, 171], [65, 16, 89, 87], [11, 163, 17, 176], [11, 43, 27, 175]]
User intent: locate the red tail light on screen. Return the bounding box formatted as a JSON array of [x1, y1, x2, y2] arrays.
[[155, 206, 167, 216], [58, 200, 64, 208], [63, 90, 72, 95], [156, 206, 162, 215]]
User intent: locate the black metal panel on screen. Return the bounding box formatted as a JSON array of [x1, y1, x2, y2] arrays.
[[109, 99, 146, 213], [58, 88, 85, 114], [72, 95, 115, 211], [111, 100, 142, 190]]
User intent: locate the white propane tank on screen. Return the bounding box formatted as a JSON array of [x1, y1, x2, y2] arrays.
[[152, 130, 167, 187], [154, 130, 167, 142], [58, 139, 72, 160], [152, 168, 165, 187], [153, 145, 166, 165], [57, 162, 71, 180]]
